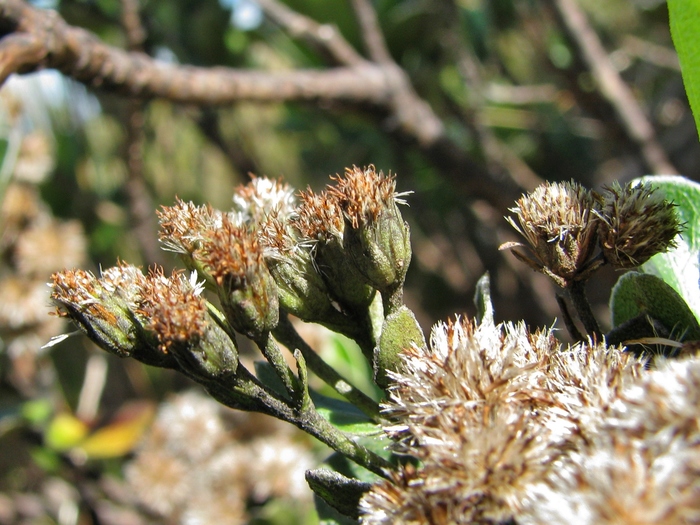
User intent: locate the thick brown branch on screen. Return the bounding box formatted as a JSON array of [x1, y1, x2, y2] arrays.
[[0, 1, 438, 132], [0, 32, 44, 78], [0, 0, 518, 208]]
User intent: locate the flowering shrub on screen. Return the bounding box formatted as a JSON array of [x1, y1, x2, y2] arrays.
[[48, 162, 700, 523]]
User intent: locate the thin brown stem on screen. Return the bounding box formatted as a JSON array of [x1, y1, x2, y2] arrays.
[[567, 279, 601, 340], [256, 0, 365, 66], [555, 293, 584, 342]]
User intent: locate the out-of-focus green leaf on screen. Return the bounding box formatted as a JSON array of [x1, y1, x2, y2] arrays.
[[610, 271, 700, 342], [21, 399, 53, 425], [637, 176, 700, 323], [45, 413, 89, 451], [320, 333, 382, 401], [668, 0, 700, 136], [311, 392, 380, 436]]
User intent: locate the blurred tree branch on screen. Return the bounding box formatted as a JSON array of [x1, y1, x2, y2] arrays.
[[119, 0, 163, 266], [0, 0, 516, 206], [547, 0, 678, 175]]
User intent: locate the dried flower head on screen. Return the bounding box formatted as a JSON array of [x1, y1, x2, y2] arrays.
[[596, 182, 682, 269], [361, 317, 648, 524], [126, 390, 315, 523], [362, 319, 564, 523], [1, 183, 45, 244], [1, 276, 53, 329], [50, 264, 156, 359], [15, 220, 87, 277], [502, 181, 600, 287], [293, 187, 345, 242], [232, 176, 296, 226], [14, 131, 55, 184], [156, 198, 234, 280], [292, 185, 375, 312], [522, 356, 700, 524], [138, 267, 237, 378], [196, 215, 279, 338], [329, 165, 412, 295]]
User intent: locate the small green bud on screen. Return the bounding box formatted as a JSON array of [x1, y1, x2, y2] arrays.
[[375, 305, 426, 390], [315, 238, 377, 312], [332, 166, 412, 294], [292, 186, 376, 313], [343, 201, 411, 294]]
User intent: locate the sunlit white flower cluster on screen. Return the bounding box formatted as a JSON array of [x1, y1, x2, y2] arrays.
[[361, 316, 700, 524]]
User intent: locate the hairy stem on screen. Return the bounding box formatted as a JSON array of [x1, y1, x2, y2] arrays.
[[202, 364, 391, 478], [256, 331, 300, 398]]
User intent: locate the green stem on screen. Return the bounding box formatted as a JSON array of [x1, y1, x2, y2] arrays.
[[274, 315, 381, 419], [256, 331, 299, 398], [201, 365, 391, 478], [381, 283, 404, 317]]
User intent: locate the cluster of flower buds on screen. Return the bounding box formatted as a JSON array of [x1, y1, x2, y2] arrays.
[[502, 180, 682, 288], [50, 166, 423, 398], [50, 263, 237, 379]]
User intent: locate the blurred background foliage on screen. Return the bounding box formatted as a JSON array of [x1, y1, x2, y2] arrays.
[[0, 0, 698, 523]]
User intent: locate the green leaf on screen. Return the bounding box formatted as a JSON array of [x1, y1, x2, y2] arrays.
[[636, 176, 700, 323], [306, 469, 371, 521], [311, 392, 380, 436], [668, 0, 700, 137], [254, 361, 292, 401], [610, 271, 700, 342]]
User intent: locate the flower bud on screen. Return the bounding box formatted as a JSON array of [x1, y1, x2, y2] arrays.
[[374, 305, 426, 390], [137, 268, 238, 380], [232, 176, 297, 226], [197, 216, 279, 339], [597, 181, 682, 269], [261, 218, 354, 329], [334, 167, 412, 295], [502, 181, 600, 287], [50, 264, 176, 369], [157, 199, 238, 286], [292, 186, 376, 313]]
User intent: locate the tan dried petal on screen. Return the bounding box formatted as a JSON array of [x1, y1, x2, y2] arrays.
[[505, 181, 599, 285], [596, 182, 682, 268]]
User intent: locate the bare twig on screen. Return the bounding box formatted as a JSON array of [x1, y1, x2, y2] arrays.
[[0, 0, 520, 209], [622, 35, 680, 72], [350, 0, 392, 64], [119, 0, 163, 265], [120, 0, 145, 52], [255, 0, 364, 66], [547, 0, 677, 175], [443, 3, 543, 190]]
